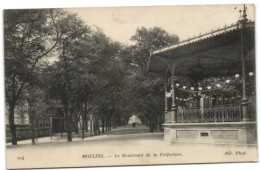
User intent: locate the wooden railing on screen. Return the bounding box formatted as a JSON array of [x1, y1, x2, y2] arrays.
[[176, 105, 242, 123]]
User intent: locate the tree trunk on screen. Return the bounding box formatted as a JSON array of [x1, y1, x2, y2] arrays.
[[75, 126, 78, 135], [35, 128, 38, 142], [63, 49, 72, 142], [105, 119, 108, 132], [64, 103, 72, 142], [31, 123, 36, 145], [108, 124, 111, 131], [90, 118, 93, 136], [85, 119, 88, 132], [9, 104, 17, 145], [85, 103, 88, 132], [93, 116, 99, 136], [109, 120, 112, 131], [149, 119, 155, 132], [94, 120, 97, 136], [73, 111, 80, 135], [29, 105, 36, 145], [50, 116, 53, 140], [68, 109, 72, 142], [105, 121, 108, 132], [59, 118, 63, 137], [97, 119, 100, 135], [101, 117, 105, 133], [75, 116, 79, 135], [81, 112, 84, 139]]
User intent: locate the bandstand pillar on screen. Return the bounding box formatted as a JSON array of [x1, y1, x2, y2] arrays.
[[164, 69, 169, 116], [240, 5, 249, 122], [170, 64, 177, 123]]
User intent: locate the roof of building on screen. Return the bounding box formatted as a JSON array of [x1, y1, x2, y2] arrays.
[[147, 21, 255, 80]]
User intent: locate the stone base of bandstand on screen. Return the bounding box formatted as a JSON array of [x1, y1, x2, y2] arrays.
[[163, 122, 257, 145]]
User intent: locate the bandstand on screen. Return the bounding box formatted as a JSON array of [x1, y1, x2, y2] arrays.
[[147, 6, 256, 144]]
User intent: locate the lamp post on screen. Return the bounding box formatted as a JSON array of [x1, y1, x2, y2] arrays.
[[81, 102, 86, 139]]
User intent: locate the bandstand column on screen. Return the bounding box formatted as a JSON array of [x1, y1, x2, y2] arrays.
[[170, 64, 177, 123], [240, 5, 249, 122], [164, 69, 169, 114]]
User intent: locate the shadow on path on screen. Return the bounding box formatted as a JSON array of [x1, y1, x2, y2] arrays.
[[6, 124, 163, 149], [107, 124, 150, 135]]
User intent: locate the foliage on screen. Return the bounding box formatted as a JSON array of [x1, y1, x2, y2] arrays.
[[5, 9, 181, 145], [121, 27, 179, 131], [130, 26, 179, 67], [4, 9, 62, 145]]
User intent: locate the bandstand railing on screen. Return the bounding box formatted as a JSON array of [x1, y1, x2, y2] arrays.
[[176, 105, 243, 123]]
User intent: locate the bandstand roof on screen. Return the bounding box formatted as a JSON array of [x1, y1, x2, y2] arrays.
[[147, 22, 255, 80]]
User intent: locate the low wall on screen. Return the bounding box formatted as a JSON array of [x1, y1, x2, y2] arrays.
[[163, 122, 257, 144], [6, 125, 50, 143]]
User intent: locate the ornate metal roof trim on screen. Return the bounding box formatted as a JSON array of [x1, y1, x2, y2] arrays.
[[152, 21, 254, 56]]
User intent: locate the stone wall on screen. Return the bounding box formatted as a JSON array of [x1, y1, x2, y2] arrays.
[[163, 122, 257, 144]]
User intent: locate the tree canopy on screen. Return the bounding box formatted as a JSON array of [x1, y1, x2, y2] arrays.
[[4, 8, 182, 144]]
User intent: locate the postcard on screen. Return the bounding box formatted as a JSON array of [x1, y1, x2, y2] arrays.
[[4, 4, 257, 169]]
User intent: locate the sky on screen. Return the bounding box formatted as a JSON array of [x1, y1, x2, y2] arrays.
[[68, 4, 255, 45]]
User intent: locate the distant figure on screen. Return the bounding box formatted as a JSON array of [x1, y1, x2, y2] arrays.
[[128, 115, 142, 125]]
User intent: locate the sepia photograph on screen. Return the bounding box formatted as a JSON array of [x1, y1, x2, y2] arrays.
[[1, 1, 258, 170]]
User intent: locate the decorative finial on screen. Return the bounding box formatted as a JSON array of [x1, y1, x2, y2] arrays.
[[237, 5, 248, 28], [242, 4, 248, 22]]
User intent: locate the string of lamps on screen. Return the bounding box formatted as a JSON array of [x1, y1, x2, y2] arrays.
[[166, 72, 254, 100]]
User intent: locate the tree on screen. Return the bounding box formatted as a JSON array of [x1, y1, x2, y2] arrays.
[[4, 9, 62, 145], [130, 26, 179, 67], [123, 26, 179, 131], [5, 9, 181, 144], [43, 12, 92, 142], [26, 87, 46, 145]]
